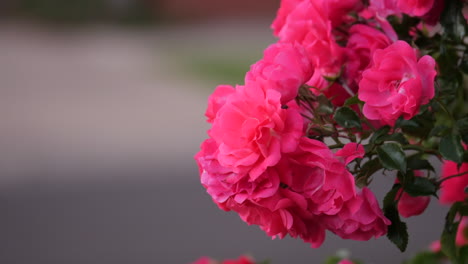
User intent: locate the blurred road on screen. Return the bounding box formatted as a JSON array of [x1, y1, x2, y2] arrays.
[[0, 21, 446, 264]]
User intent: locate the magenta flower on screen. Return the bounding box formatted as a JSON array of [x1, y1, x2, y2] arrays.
[[274, 0, 345, 76], [245, 43, 313, 104], [323, 188, 391, 241], [209, 82, 303, 180], [345, 24, 392, 88], [358, 41, 436, 126]]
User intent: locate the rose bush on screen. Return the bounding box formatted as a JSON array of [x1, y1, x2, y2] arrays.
[[195, 0, 468, 263]]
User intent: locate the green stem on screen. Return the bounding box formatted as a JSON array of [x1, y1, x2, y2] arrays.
[[438, 170, 468, 184], [402, 145, 440, 157]]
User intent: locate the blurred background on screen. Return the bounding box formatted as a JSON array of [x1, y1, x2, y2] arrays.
[[0, 1, 447, 263]]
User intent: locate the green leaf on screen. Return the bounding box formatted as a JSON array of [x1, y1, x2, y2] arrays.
[[404, 177, 438, 197], [344, 95, 362, 106], [334, 107, 362, 129], [407, 155, 435, 171], [439, 134, 464, 164], [377, 143, 407, 172], [370, 126, 391, 145], [428, 125, 450, 138], [384, 184, 409, 252], [355, 158, 382, 187], [398, 111, 435, 138]]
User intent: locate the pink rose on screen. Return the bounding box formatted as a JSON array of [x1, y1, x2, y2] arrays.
[[338, 260, 355, 264], [324, 188, 391, 241], [345, 24, 392, 87], [281, 138, 358, 215], [358, 41, 437, 126], [272, 0, 362, 36], [209, 82, 303, 180], [205, 85, 236, 123], [440, 160, 468, 204], [245, 43, 313, 104], [271, 0, 305, 36], [275, 0, 345, 76], [196, 139, 280, 205], [200, 138, 388, 248], [396, 172, 431, 218]]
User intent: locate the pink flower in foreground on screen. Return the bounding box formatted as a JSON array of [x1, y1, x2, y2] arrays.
[[440, 160, 468, 204], [205, 85, 236, 123], [358, 41, 437, 126], [245, 43, 313, 104], [395, 171, 431, 218], [196, 138, 281, 205], [338, 260, 355, 264], [209, 82, 303, 180]]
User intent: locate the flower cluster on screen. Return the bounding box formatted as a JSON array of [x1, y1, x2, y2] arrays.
[[196, 0, 468, 260]]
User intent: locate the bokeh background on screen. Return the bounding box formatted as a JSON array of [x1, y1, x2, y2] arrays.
[[0, 1, 447, 263]]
